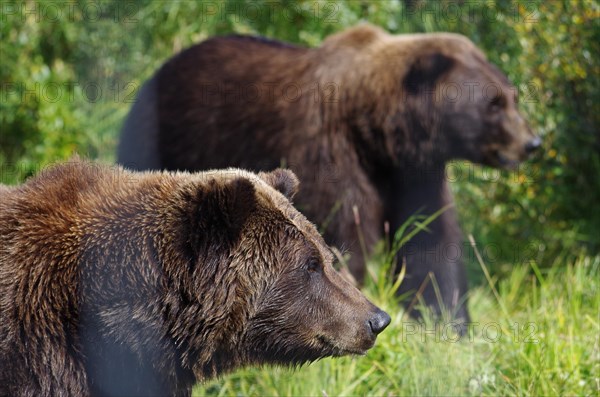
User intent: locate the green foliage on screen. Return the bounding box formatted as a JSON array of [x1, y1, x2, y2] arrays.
[[1, 1, 598, 266]]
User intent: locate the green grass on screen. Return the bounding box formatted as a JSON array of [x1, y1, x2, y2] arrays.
[[192, 250, 599, 396]]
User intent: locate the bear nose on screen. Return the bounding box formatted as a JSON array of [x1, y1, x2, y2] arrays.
[[524, 137, 542, 154], [368, 309, 391, 335]]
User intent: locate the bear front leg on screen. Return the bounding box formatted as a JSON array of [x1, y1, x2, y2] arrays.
[[388, 169, 471, 332]]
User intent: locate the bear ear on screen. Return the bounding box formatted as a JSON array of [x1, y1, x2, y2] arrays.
[[403, 52, 455, 94], [258, 169, 299, 200], [192, 177, 257, 243]]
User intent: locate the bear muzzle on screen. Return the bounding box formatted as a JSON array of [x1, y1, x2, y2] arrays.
[[321, 306, 391, 355], [486, 131, 541, 169], [352, 307, 391, 353], [524, 136, 542, 155], [493, 111, 541, 168]]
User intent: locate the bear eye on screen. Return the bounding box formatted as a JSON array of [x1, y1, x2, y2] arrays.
[[306, 258, 321, 274], [489, 96, 505, 112]]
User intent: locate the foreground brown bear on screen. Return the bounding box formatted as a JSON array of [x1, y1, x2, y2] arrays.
[[0, 160, 390, 397], [118, 24, 540, 326]]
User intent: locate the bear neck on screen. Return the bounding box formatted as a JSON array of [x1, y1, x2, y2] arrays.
[[313, 31, 464, 171], [345, 107, 450, 177], [307, 56, 450, 172]]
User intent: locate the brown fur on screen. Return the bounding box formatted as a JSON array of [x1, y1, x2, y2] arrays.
[[0, 184, 12, 195], [0, 159, 389, 397], [118, 23, 540, 327]]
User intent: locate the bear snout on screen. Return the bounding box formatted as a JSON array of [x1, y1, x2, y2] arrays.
[[524, 136, 542, 155], [367, 309, 391, 336]]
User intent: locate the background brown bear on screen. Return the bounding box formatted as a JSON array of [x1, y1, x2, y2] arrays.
[[118, 24, 540, 326], [0, 160, 390, 397]]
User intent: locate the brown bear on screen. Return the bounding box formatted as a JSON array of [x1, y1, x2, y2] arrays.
[[118, 24, 540, 327], [0, 160, 390, 397]]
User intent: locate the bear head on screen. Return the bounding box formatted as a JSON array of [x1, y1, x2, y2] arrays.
[[175, 168, 391, 378], [320, 24, 541, 170]]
